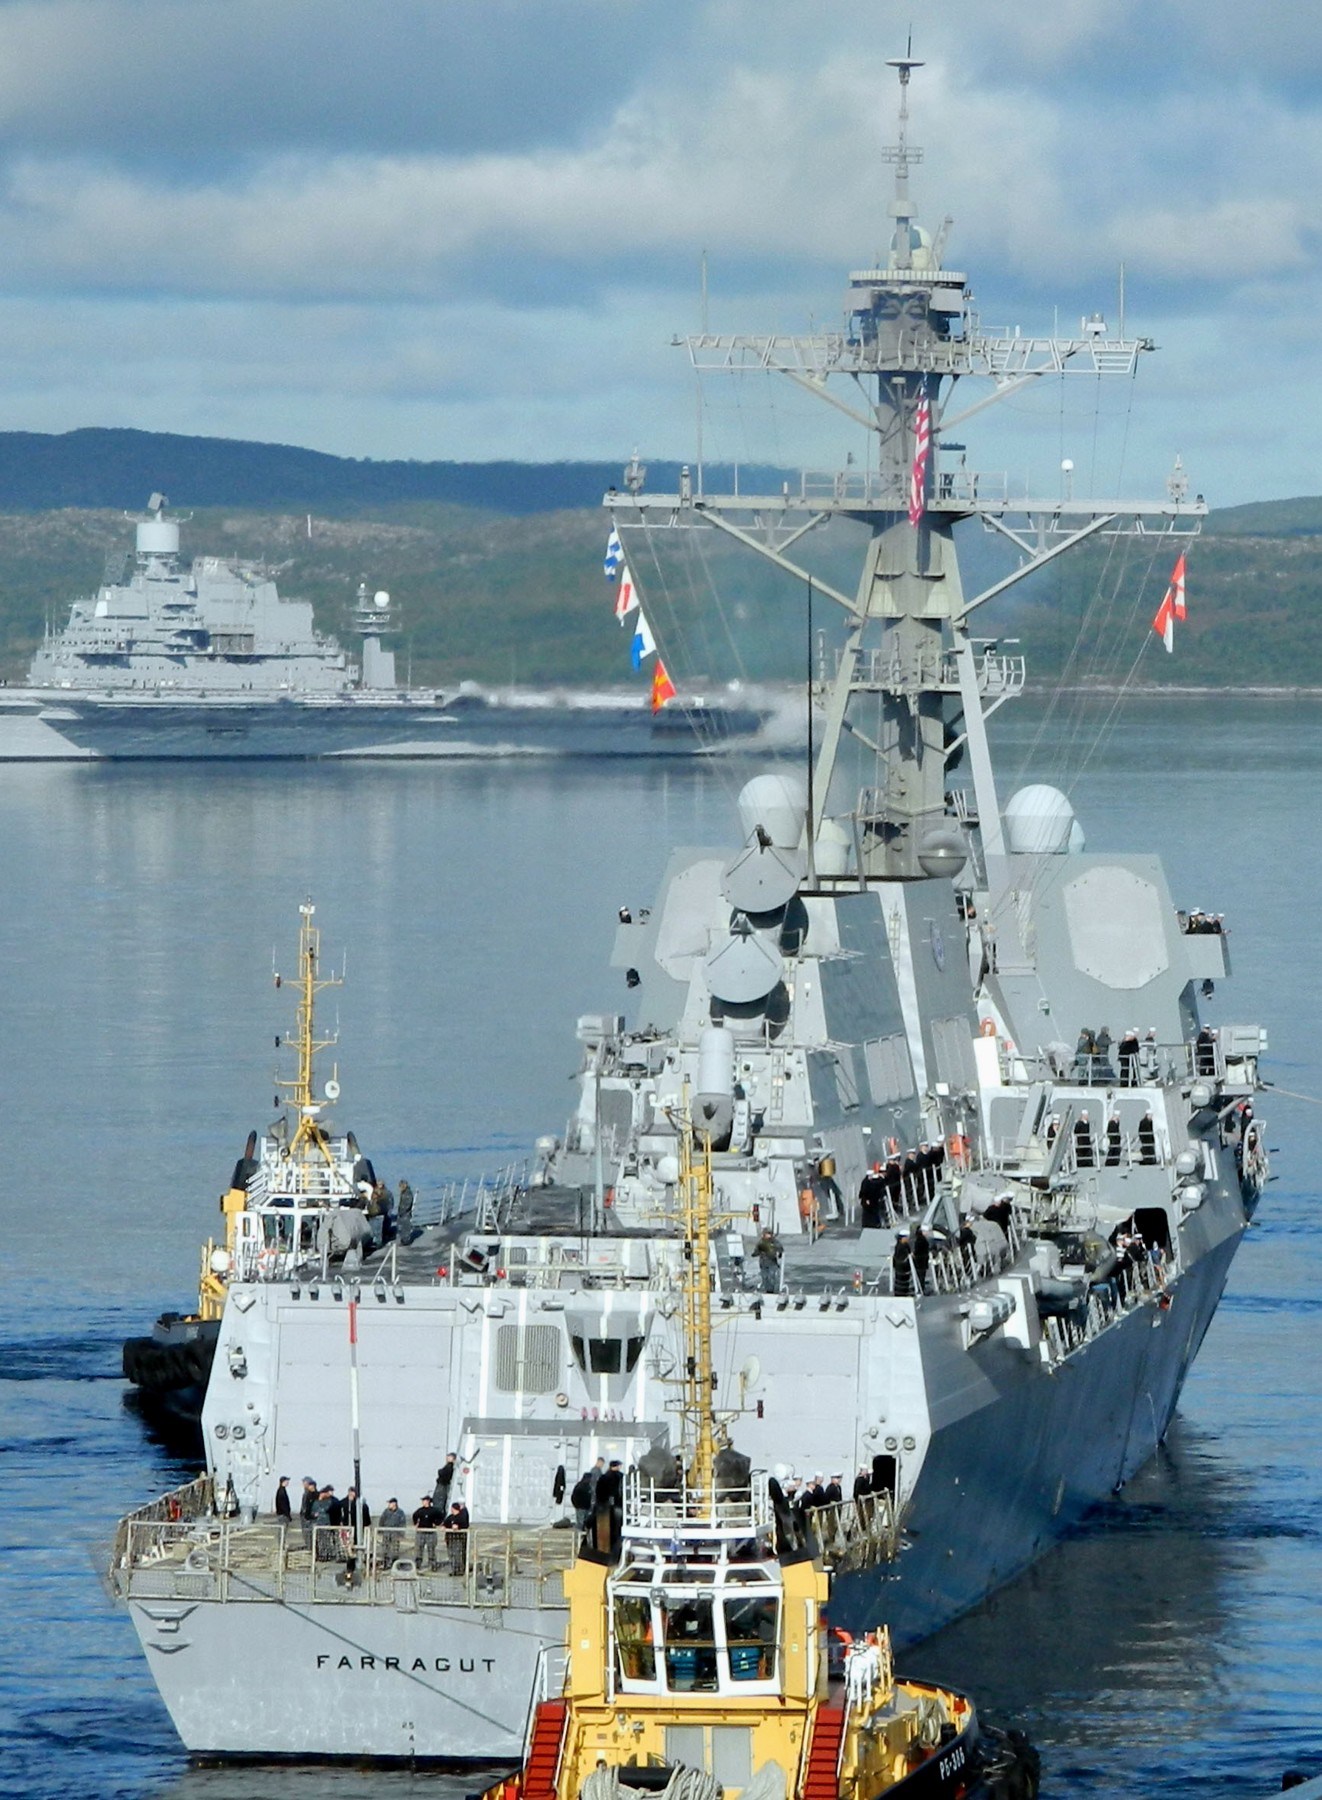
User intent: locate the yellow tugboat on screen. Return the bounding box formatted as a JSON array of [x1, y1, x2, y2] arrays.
[[122, 902, 383, 1438], [484, 1106, 1039, 1800]]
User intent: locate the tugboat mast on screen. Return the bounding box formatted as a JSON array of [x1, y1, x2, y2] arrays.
[[674, 1108, 725, 1510], [278, 900, 341, 1166]]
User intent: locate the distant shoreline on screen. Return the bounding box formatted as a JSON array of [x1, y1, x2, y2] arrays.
[[1050, 684, 1322, 697]]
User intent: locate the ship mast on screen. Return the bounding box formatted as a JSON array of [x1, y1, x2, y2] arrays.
[[675, 1106, 724, 1511], [609, 56, 1203, 887], [278, 900, 341, 1167]]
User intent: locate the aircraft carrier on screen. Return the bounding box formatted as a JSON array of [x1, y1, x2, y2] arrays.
[[109, 58, 1268, 1763], [0, 497, 784, 760]]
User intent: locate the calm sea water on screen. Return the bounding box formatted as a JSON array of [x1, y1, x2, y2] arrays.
[[2, 696, 1319, 1800]]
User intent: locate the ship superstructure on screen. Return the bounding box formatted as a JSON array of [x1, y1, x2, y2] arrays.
[[110, 58, 1268, 1764], [122, 904, 385, 1438]]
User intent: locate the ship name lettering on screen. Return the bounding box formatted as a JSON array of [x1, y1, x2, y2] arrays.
[[316, 1653, 496, 1675]]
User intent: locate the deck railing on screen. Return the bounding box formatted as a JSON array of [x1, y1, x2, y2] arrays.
[[111, 1511, 576, 1611]]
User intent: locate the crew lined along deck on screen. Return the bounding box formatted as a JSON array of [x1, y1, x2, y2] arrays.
[[110, 1482, 900, 1609]]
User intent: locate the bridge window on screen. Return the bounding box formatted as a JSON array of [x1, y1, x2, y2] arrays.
[[661, 1595, 718, 1692], [724, 1595, 778, 1682], [614, 1594, 656, 1683]]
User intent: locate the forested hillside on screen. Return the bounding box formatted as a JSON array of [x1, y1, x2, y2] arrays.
[[0, 430, 1317, 689]]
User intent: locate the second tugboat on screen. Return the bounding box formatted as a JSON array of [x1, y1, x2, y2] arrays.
[[122, 902, 387, 1442], [485, 1105, 1038, 1800]]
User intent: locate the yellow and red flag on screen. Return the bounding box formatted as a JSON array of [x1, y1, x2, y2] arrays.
[[651, 658, 677, 712]]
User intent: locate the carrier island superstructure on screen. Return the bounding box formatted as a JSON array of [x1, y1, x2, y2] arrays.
[[110, 60, 1268, 1763]]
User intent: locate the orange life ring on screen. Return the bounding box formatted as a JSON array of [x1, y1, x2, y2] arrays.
[[831, 1627, 854, 1646], [979, 1017, 997, 1038]]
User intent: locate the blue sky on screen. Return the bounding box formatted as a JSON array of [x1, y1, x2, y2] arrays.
[[0, 0, 1313, 506]]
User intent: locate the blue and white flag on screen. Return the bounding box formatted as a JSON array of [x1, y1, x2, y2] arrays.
[[630, 609, 656, 669], [603, 527, 623, 581]]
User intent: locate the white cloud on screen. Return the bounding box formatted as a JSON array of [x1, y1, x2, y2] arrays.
[[0, 0, 1312, 500]]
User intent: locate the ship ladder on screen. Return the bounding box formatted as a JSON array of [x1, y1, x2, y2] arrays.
[[801, 1705, 845, 1800], [522, 1700, 568, 1800]]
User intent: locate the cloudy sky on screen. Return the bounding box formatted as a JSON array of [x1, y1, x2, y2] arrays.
[[0, 0, 1313, 504]]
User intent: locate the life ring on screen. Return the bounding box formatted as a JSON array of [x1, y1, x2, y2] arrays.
[[831, 1627, 854, 1647], [256, 1248, 277, 1278], [979, 1017, 997, 1038]]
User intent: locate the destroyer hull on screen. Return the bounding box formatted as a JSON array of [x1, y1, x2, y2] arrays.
[[124, 1227, 1241, 1762], [836, 1224, 1243, 1647], [127, 1593, 548, 1762]]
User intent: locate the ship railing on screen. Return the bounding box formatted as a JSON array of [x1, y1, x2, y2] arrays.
[[624, 1472, 773, 1535], [109, 1474, 214, 1578], [840, 645, 1025, 697], [876, 1225, 1017, 1299], [522, 1643, 571, 1760], [1039, 1244, 1166, 1363], [990, 1130, 1165, 1179], [244, 1153, 357, 1206], [458, 1161, 531, 1233], [113, 1514, 577, 1611], [1007, 1037, 1248, 1090], [812, 1493, 900, 1570]]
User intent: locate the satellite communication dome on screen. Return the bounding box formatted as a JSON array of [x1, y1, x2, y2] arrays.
[[373, 590, 390, 609], [1003, 785, 1077, 855], [736, 773, 808, 851]]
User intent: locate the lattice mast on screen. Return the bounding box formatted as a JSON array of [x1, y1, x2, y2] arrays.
[[609, 55, 1202, 883]]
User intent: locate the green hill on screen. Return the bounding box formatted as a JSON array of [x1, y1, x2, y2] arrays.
[[0, 432, 1319, 689]]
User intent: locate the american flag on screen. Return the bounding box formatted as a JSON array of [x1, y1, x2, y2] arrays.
[[908, 391, 931, 527]]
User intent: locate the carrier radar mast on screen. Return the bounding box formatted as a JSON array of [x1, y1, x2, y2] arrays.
[[608, 58, 1205, 883]]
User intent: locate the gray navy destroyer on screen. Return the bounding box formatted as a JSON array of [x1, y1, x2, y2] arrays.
[[110, 58, 1268, 1765], [0, 495, 780, 759]]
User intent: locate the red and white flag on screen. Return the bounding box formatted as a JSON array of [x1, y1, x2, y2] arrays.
[[651, 658, 677, 713], [1151, 552, 1188, 653], [908, 391, 931, 528], [614, 561, 640, 623]]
